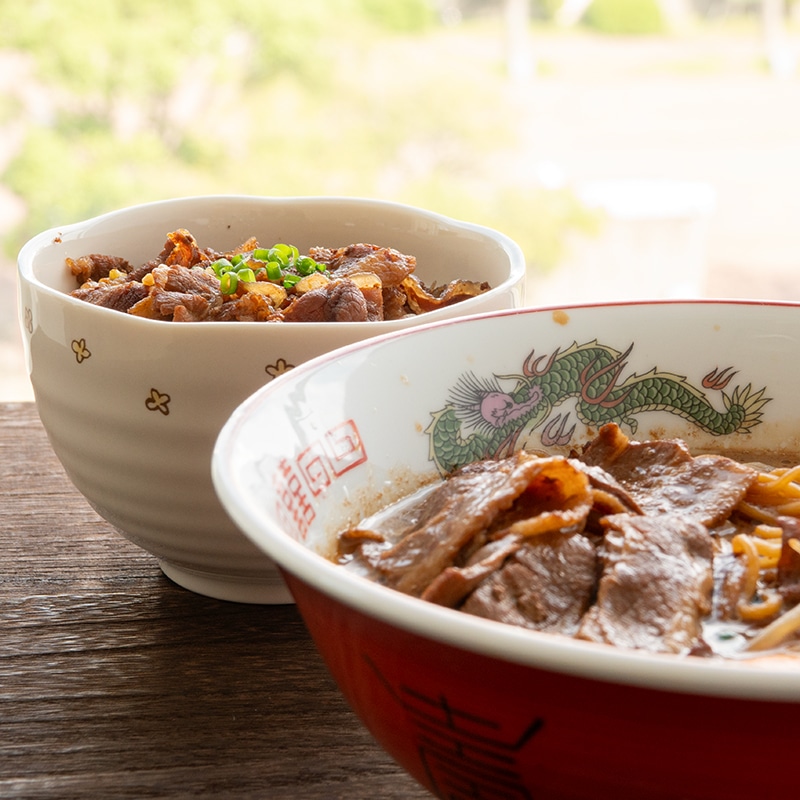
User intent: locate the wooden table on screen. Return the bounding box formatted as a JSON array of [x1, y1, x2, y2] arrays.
[[0, 403, 431, 799]]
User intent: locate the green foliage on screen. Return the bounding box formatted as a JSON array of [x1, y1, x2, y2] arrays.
[[357, 0, 436, 32], [581, 0, 666, 35], [5, 0, 351, 101], [0, 0, 598, 272], [2, 123, 208, 251]]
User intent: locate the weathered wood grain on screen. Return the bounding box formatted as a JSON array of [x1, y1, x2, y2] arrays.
[[0, 403, 430, 799]]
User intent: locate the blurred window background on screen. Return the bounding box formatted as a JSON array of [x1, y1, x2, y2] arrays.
[[2, 0, 800, 400]]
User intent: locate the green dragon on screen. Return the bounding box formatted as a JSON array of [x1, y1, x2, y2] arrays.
[[425, 339, 770, 474]]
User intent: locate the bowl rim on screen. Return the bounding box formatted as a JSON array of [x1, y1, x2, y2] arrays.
[[16, 193, 526, 329], [214, 300, 800, 702]]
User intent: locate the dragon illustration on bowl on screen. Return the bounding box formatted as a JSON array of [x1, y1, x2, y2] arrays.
[[425, 339, 770, 474]]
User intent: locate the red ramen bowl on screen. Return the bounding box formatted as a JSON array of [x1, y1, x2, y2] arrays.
[[213, 302, 800, 798]]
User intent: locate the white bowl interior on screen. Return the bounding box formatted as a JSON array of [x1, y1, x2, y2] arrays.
[[214, 301, 800, 696]]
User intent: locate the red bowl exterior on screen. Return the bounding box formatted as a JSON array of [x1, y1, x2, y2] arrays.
[[284, 571, 800, 800]]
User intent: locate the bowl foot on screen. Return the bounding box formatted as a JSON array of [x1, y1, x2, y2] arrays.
[[158, 559, 294, 604]]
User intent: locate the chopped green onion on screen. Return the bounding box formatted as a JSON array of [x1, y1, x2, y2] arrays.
[[269, 243, 298, 265], [211, 243, 326, 291], [296, 256, 317, 276], [266, 261, 282, 281], [211, 257, 232, 275], [219, 271, 238, 294]]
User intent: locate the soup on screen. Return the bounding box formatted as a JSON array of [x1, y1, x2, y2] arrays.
[[338, 423, 800, 660]]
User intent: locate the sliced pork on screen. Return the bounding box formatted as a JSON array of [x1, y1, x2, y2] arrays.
[[71, 279, 149, 313], [576, 514, 714, 654], [578, 423, 757, 526], [461, 532, 598, 635], [342, 453, 592, 598]]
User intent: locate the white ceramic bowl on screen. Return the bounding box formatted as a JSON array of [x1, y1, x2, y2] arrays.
[[17, 195, 525, 602], [213, 301, 800, 797]]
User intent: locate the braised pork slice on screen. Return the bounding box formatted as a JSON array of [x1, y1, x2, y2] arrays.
[[205, 291, 281, 322], [71, 279, 149, 313], [67, 253, 132, 284], [712, 549, 749, 621], [156, 228, 216, 268], [341, 453, 593, 598], [569, 459, 643, 517], [401, 274, 492, 315], [421, 534, 526, 608], [310, 243, 416, 288], [128, 264, 222, 321], [576, 513, 714, 654], [461, 532, 598, 634], [282, 278, 375, 323], [578, 423, 757, 527]]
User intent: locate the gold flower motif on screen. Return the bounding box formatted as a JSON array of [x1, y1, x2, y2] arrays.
[[24, 307, 33, 335], [71, 338, 91, 363], [265, 358, 295, 381], [145, 388, 171, 416]]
